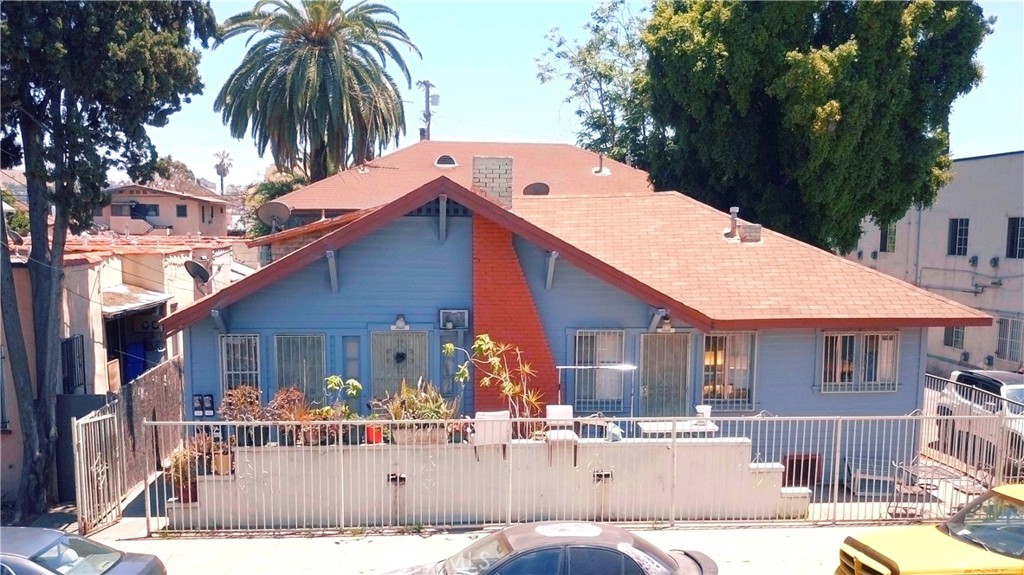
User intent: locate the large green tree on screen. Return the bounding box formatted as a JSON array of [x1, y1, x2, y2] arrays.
[[537, 0, 652, 167], [215, 0, 420, 183], [644, 0, 991, 252], [0, 1, 216, 518]]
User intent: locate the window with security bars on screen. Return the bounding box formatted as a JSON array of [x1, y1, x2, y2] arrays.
[[821, 332, 899, 393], [943, 326, 965, 349], [220, 334, 260, 392], [947, 218, 969, 256], [275, 334, 326, 405], [1007, 217, 1024, 259], [997, 317, 1023, 363], [879, 223, 896, 253], [640, 333, 690, 416], [574, 330, 624, 411], [701, 332, 755, 410]]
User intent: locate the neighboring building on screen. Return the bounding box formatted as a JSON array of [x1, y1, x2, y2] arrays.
[[96, 174, 230, 237], [0, 234, 238, 503], [849, 151, 1024, 377], [162, 141, 988, 426], [0, 170, 29, 208]]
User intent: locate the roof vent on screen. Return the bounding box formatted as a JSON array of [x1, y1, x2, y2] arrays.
[[434, 154, 458, 168], [523, 182, 550, 196], [592, 154, 611, 176]]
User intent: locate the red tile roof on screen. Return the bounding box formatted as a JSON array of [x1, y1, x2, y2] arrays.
[[277, 141, 654, 213], [162, 158, 990, 336]]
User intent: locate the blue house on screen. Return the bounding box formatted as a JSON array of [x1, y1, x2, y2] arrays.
[[161, 142, 990, 422]]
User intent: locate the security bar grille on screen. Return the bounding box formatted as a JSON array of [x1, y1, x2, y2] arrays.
[[639, 333, 690, 416], [574, 330, 624, 412], [275, 334, 326, 405], [220, 334, 260, 392]]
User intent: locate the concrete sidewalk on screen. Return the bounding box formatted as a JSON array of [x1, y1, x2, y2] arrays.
[[31, 506, 879, 574]]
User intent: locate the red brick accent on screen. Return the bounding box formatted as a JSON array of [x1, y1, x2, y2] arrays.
[[472, 216, 559, 413]]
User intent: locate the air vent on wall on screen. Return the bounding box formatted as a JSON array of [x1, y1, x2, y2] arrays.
[[523, 182, 550, 196], [439, 309, 469, 329], [434, 155, 458, 168]]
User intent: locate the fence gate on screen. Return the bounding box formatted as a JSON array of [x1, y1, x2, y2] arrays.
[[72, 404, 125, 535]]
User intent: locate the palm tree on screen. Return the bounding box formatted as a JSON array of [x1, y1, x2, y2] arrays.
[[214, 150, 233, 193], [215, 0, 420, 183]]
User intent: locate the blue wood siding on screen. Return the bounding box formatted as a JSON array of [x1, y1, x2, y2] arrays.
[[181, 215, 929, 426]]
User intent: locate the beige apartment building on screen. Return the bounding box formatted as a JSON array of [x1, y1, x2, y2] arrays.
[[96, 178, 230, 237], [849, 151, 1024, 376]]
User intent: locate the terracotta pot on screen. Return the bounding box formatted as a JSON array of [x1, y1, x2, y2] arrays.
[[212, 452, 233, 475], [173, 481, 197, 503]]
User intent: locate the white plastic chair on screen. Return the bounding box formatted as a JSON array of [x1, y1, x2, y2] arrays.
[[472, 410, 511, 461], [545, 404, 579, 466]]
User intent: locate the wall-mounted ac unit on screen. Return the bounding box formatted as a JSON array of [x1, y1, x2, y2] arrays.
[[439, 309, 469, 330]]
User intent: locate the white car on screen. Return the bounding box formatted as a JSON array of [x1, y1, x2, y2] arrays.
[[936, 370, 1024, 480]]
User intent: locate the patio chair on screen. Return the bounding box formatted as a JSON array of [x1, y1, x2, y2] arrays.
[[472, 410, 511, 461], [545, 404, 579, 466]]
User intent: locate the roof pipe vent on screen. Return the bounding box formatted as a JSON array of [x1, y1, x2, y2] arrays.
[[725, 207, 740, 238], [592, 154, 610, 176]]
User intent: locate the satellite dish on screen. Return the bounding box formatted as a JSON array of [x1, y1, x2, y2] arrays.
[[184, 260, 211, 294], [256, 201, 292, 231]]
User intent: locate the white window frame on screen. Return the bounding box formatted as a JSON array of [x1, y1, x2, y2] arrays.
[[574, 329, 625, 411], [948, 218, 969, 256], [943, 326, 965, 350], [821, 331, 899, 393], [997, 317, 1023, 363], [879, 223, 896, 253], [220, 334, 260, 393], [701, 332, 756, 410], [274, 334, 326, 405]]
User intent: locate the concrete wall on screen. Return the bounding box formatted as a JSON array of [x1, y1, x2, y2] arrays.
[[167, 438, 809, 529], [849, 152, 1024, 376]]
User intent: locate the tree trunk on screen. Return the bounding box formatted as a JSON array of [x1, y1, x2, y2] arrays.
[[309, 141, 329, 183]]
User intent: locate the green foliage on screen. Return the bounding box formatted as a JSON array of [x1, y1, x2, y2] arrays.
[[444, 334, 543, 420], [244, 177, 305, 237], [1, 190, 29, 234], [643, 0, 992, 253], [369, 379, 455, 422], [214, 0, 421, 182], [537, 0, 652, 167]]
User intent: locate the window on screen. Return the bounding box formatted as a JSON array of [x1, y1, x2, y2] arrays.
[[60, 335, 86, 394], [1007, 217, 1024, 259], [220, 334, 260, 392], [568, 547, 644, 575], [493, 549, 562, 575], [176, 205, 187, 218], [574, 330, 624, 411], [821, 332, 899, 393], [343, 336, 360, 381], [111, 204, 131, 217], [275, 334, 326, 405], [92, 206, 104, 217], [130, 203, 158, 219], [997, 317, 1023, 363], [879, 223, 896, 253], [701, 332, 755, 410], [943, 326, 965, 350], [947, 218, 969, 256]]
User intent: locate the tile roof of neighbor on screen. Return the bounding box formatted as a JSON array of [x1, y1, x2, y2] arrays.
[[107, 175, 229, 204], [8, 233, 234, 267], [161, 150, 991, 336], [277, 140, 654, 212]]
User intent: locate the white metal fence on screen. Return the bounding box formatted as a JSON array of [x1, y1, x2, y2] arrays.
[[73, 402, 125, 535], [142, 410, 1022, 534]]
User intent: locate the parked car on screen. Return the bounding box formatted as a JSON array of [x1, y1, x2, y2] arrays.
[[936, 369, 1024, 479], [383, 521, 718, 575], [0, 527, 166, 575], [836, 483, 1024, 575]]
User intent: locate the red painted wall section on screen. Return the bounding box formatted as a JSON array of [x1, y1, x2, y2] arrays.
[[472, 216, 559, 413]]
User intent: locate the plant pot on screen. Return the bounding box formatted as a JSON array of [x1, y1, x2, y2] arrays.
[[392, 427, 447, 445], [212, 452, 233, 475], [237, 425, 269, 447], [173, 481, 197, 503], [365, 425, 384, 444]]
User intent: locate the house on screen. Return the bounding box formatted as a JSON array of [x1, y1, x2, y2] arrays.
[[160, 141, 990, 424], [0, 233, 237, 504], [96, 174, 230, 237], [848, 151, 1024, 376]]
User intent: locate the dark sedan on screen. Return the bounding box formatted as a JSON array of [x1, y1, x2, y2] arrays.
[[384, 521, 718, 575], [0, 527, 166, 575]]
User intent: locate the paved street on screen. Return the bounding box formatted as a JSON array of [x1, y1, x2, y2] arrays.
[[72, 515, 880, 574]]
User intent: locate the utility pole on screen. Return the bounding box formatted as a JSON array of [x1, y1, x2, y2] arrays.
[[416, 80, 435, 140]]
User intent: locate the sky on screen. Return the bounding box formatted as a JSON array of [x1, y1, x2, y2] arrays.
[[132, 0, 1024, 191]]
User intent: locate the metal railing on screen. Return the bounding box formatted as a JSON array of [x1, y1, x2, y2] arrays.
[[142, 409, 1021, 535]]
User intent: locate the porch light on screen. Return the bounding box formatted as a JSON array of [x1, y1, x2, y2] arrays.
[[391, 314, 409, 331]]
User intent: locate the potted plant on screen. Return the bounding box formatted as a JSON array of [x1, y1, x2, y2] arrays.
[[187, 432, 213, 475], [219, 385, 268, 446], [448, 417, 473, 444], [211, 437, 234, 475], [167, 445, 198, 503], [369, 378, 455, 445], [266, 386, 307, 446], [324, 375, 365, 444]]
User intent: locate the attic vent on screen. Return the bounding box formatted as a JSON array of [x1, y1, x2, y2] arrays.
[[434, 154, 458, 168], [523, 182, 550, 196]]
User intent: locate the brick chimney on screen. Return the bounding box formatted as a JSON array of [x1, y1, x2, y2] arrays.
[[472, 156, 513, 208]]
